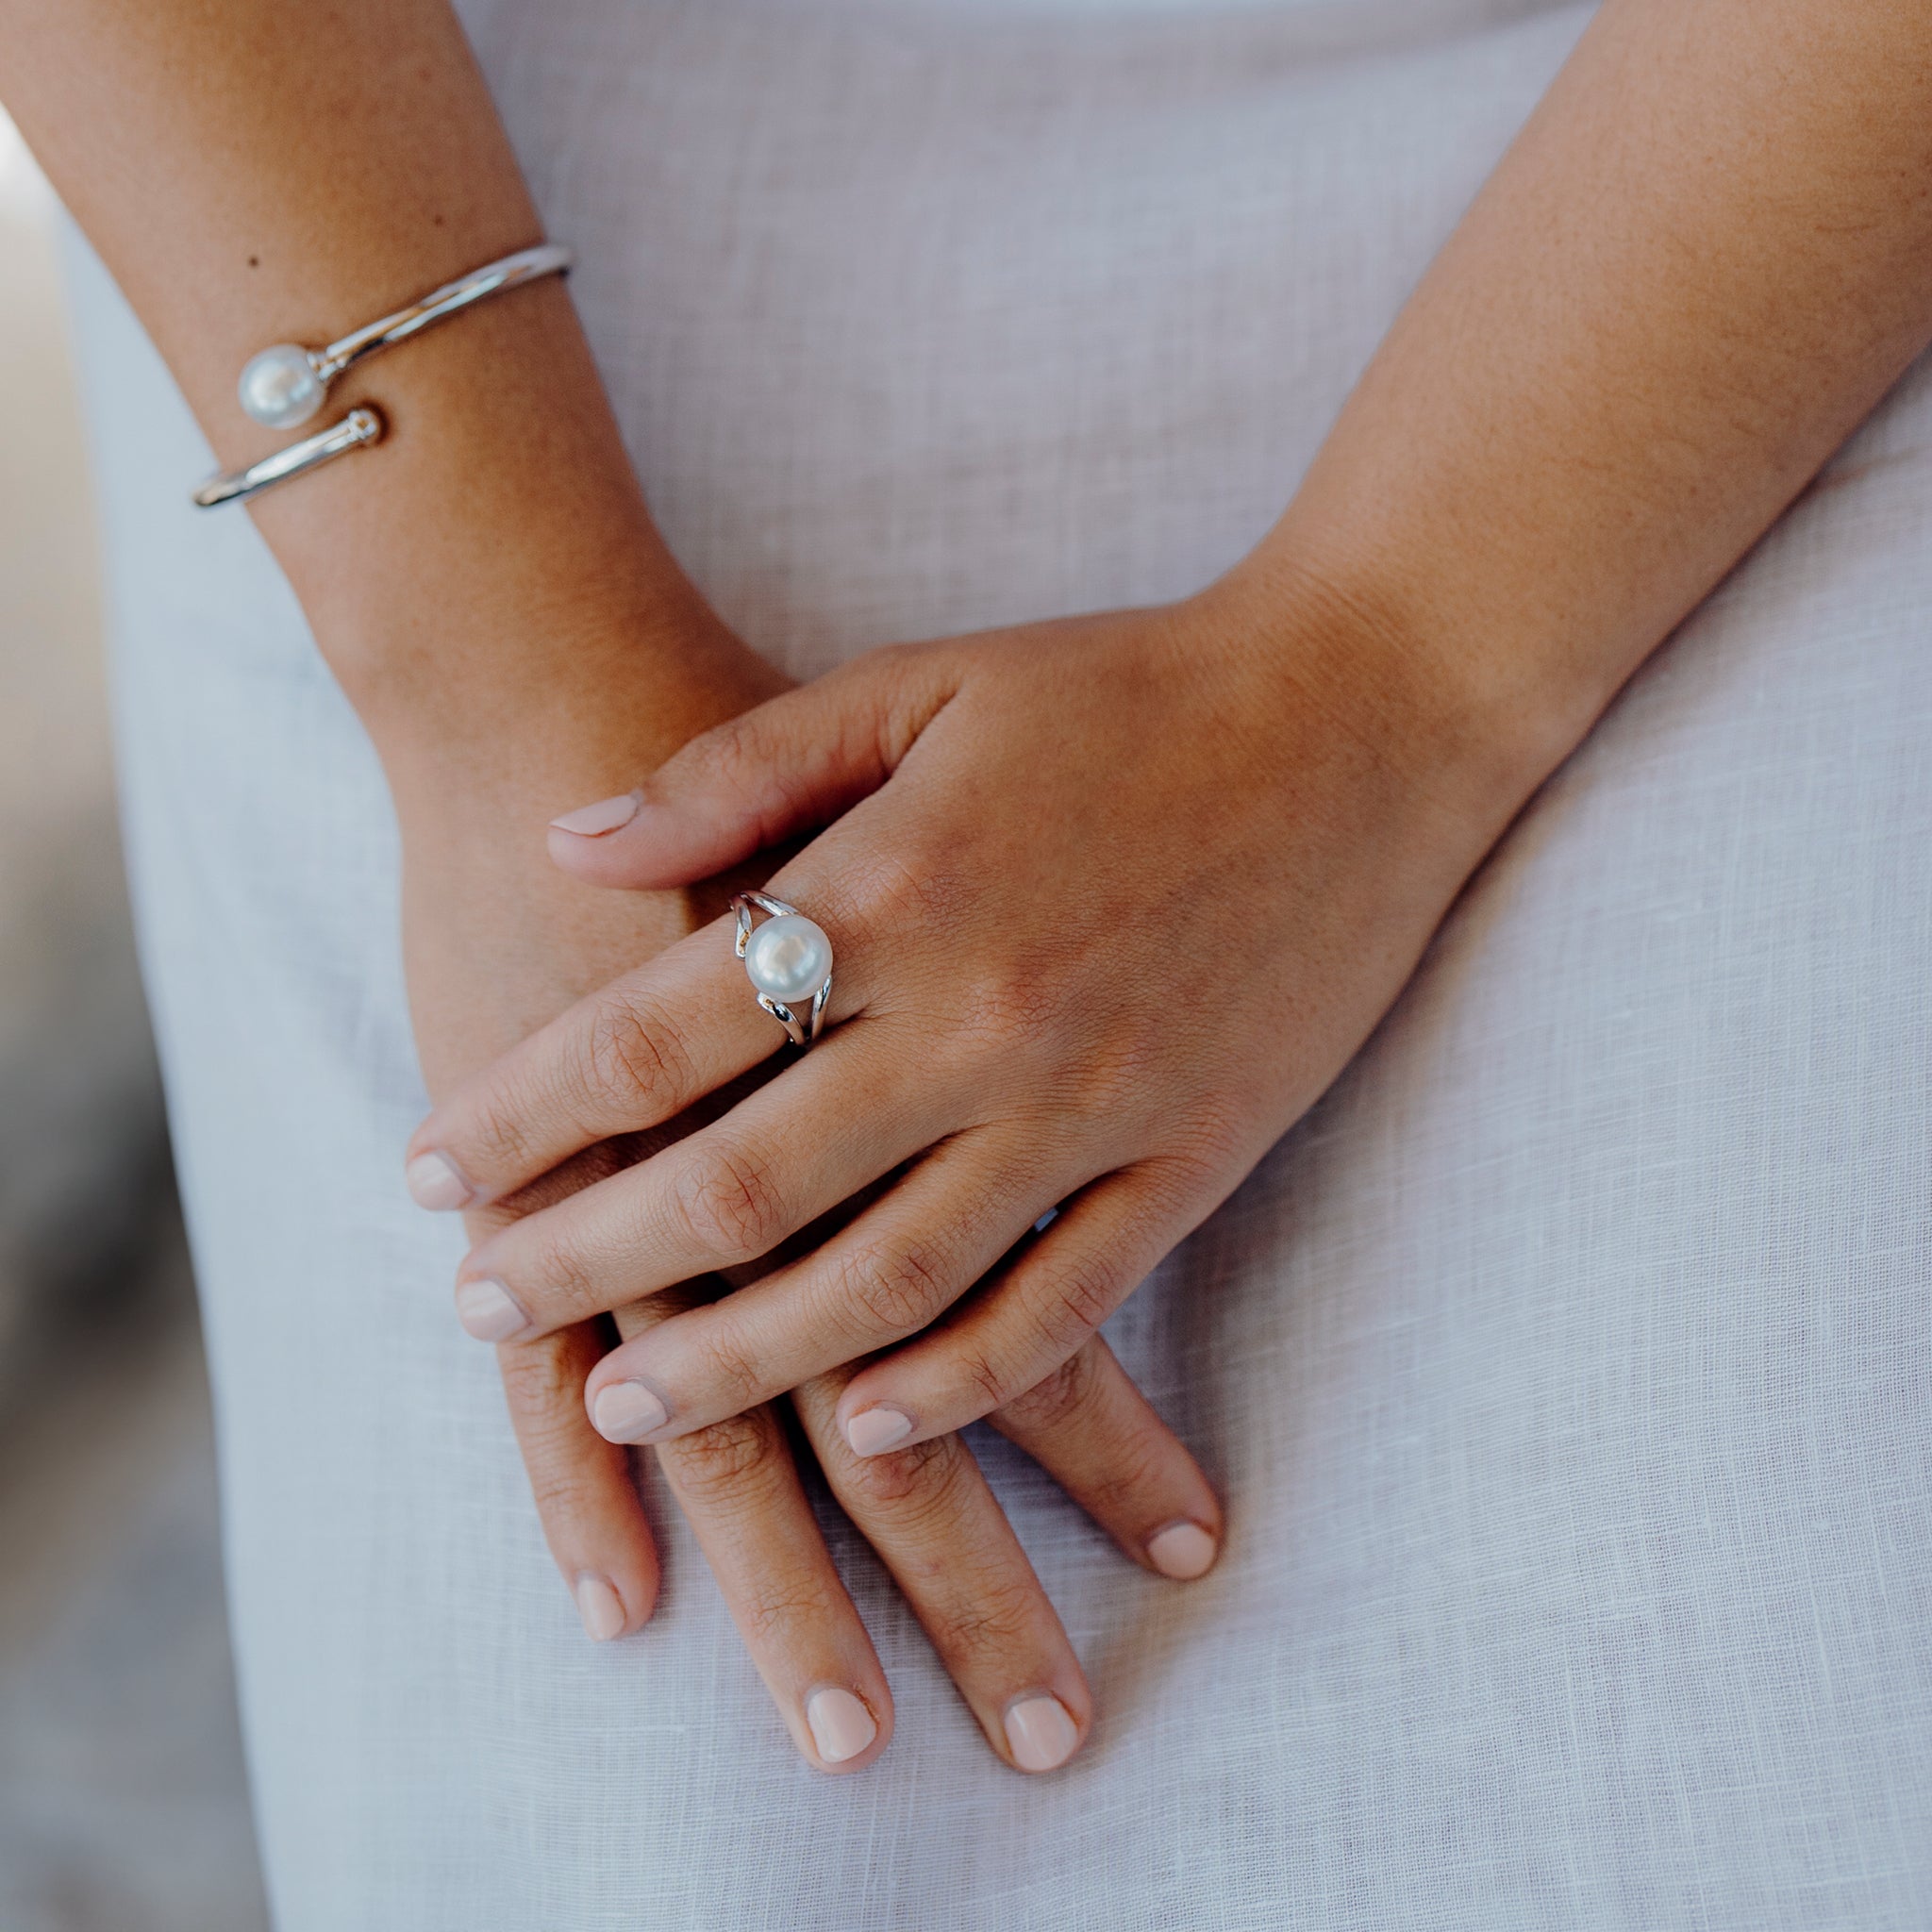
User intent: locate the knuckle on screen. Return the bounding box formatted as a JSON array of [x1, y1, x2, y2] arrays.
[[497, 1335, 583, 1421], [658, 1409, 782, 1504], [726, 745, 819, 846], [836, 1432, 961, 1513], [706, 724, 804, 844], [1081, 1430, 1173, 1522], [498, 1353, 615, 1524], [674, 1141, 790, 1261], [579, 991, 691, 1115], [837, 846, 963, 949], [736, 1579, 846, 1649], [524, 1228, 604, 1324], [833, 1239, 954, 1341], [702, 717, 767, 791], [991, 1342, 1101, 1436], [950, 973, 1066, 1062], [523, 1453, 608, 1527], [1037, 1251, 1124, 1354], [691, 1326, 771, 1416], [459, 1077, 544, 1180], [934, 1574, 1044, 1664], [948, 1342, 1016, 1418], [1054, 1252, 1124, 1334]]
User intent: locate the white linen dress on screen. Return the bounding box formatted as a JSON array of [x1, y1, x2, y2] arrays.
[[60, 0, 1932, 1924]]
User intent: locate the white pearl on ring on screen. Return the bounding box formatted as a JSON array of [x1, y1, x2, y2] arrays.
[[237, 343, 326, 429], [743, 913, 833, 1006]]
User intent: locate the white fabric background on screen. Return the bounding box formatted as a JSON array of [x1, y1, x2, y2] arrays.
[[61, 0, 1932, 1924]]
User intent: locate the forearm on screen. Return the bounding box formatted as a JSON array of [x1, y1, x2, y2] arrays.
[[1250, 0, 1932, 797], [0, 0, 753, 805]]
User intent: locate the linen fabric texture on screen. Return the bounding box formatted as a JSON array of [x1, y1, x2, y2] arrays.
[[62, 0, 1932, 1924]]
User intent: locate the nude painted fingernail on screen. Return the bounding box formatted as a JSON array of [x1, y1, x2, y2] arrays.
[[1004, 1695, 1079, 1773], [549, 791, 641, 837], [575, 1574, 626, 1643], [805, 1687, 877, 1765], [591, 1378, 669, 1442], [844, 1407, 914, 1457], [405, 1150, 473, 1211], [1145, 1520, 1218, 1581], [453, 1277, 530, 1343]]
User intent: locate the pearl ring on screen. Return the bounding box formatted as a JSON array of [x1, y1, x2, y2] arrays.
[[732, 892, 835, 1050]]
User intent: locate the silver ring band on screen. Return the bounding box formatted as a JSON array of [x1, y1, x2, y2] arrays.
[[732, 892, 835, 1051], [192, 406, 385, 509]]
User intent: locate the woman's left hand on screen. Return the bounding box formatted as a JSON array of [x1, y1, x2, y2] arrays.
[[408, 572, 1527, 1458]]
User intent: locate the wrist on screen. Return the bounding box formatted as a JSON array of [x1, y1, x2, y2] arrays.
[[1208, 516, 1630, 842], [249, 279, 757, 749], [338, 567, 768, 819], [231, 278, 785, 818], [375, 595, 789, 871]]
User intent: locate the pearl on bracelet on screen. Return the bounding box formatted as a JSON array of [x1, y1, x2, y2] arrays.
[[221, 248, 574, 465], [238, 343, 327, 429], [743, 913, 834, 1005]]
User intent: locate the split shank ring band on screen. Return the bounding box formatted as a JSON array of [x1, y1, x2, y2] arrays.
[[732, 893, 834, 1050]]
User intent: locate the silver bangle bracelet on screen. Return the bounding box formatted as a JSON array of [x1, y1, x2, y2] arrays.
[[233, 241, 575, 431], [192, 406, 386, 510]]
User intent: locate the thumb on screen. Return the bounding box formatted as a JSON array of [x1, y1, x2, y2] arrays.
[[547, 645, 957, 890]]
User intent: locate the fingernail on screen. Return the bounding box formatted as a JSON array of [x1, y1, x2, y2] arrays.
[[575, 1574, 626, 1642], [591, 1378, 669, 1442], [805, 1687, 877, 1765], [453, 1277, 531, 1343], [1145, 1520, 1218, 1581], [844, 1406, 914, 1457], [1004, 1695, 1080, 1773], [405, 1150, 473, 1211], [550, 791, 641, 837]]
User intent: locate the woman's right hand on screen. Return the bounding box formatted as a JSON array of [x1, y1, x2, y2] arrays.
[[399, 617, 1220, 1776]]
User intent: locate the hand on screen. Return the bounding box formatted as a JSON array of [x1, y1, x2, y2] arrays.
[[0, 0, 1222, 1775], [398, 608, 1220, 1776], [408, 573, 1518, 1464]]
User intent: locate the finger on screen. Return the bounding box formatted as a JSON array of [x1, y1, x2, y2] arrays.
[[496, 1321, 660, 1642], [404, 915, 774, 1214], [651, 1404, 894, 1773], [468, 1144, 671, 1642], [792, 1370, 1092, 1774], [545, 647, 960, 891], [989, 1336, 1223, 1582], [837, 1162, 1213, 1451], [453, 1018, 958, 1348], [617, 1286, 893, 1774], [577, 1131, 1078, 1445]]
